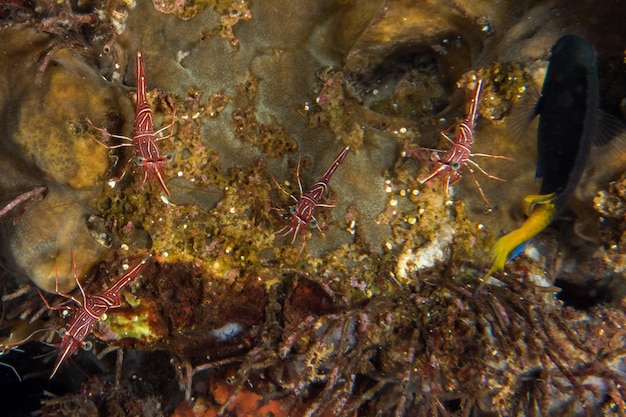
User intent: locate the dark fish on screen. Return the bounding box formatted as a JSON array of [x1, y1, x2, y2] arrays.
[[535, 34, 600, 204], [488, 35, 603, 276]]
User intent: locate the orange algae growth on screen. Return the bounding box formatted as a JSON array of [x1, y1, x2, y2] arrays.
[[174, 378, 290, 417]]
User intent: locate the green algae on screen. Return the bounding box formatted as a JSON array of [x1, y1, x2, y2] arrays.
[[473, 62, 534, 121], [98, 301, 166, 343]]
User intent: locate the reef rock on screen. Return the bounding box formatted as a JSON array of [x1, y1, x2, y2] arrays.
[[0, 29, 132, 292]]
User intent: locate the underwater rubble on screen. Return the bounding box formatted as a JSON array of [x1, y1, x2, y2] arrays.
[[0, 0, 625, 416]]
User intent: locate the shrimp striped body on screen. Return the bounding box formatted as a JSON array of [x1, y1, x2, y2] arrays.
[[419, 79, 510, 206], [89, 52, 173, 197], [278, 146, 350, 243], [48, 256, 149, 378], [133, 52, 171, 196]]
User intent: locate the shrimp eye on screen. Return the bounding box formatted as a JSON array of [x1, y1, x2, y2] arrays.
[[137, 156, 145, 167], [166, 153, 174, 163], [450, 161, 461, 171], [289, 205, 297, 214], [82, 340, 93, 351], [429, 151, 440, 162], [309, 218, 318, 229], [226, 374, 237, 385]]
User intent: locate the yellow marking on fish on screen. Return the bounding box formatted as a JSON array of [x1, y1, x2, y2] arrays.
[[523, 193, 557, 213], [483, 193, 557, 283]]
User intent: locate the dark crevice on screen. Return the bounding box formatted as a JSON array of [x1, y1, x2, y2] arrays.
[[554, 278, 611, 310]]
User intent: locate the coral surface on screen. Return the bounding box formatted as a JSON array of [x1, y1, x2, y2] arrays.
[[0, 0, 625, 416]]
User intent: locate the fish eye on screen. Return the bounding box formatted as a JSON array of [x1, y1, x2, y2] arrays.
[[58, 328, 67, 337], [310, 218, 318, 229], [289, 205, 297, 214], [430, 151, 440, 162], [137, 156, 145, 166], [166, 153, 174, 163], [82, 341, 93, 351], [450, 161, 461, 171]]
